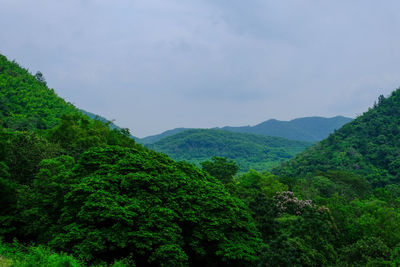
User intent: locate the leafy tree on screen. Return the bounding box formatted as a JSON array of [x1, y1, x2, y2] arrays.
[[34, 71, 47, 85], [233, 171, 288, 240], [201, 156, 239, 184], [0, 130, 60, 184], [340, 237, 391, 266], [0, 162, 18, 239], [22, 146, 265, 266], [17, 155, 76, 242]]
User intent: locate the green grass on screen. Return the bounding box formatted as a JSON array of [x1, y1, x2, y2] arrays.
[[0, 240, 136, 267], [0, 240, 82, 267]]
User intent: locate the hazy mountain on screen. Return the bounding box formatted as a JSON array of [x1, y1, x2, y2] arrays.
[[219, 116, 353, 142], [137, 116, 352, 144]]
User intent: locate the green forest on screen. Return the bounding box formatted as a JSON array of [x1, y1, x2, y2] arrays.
[[2, 53, 400, 267], [148, 129, 312, 172]]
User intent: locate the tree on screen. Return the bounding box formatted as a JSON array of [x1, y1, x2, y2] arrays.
[[44, 146, 264, 265], [34, 71, 46, 85], [201, 156, 239, 184]]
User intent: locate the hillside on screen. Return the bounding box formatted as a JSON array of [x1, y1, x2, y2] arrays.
[[0, 55, 79, 130], [0, 53, 264, 266], [274, 90, 400, 186], [220, 116, 353, 142], [138, 127, 188, 144], [149, 129, 312, 172]]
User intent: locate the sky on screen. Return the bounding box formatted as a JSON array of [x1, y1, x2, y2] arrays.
[[1, 0, 400, 137]]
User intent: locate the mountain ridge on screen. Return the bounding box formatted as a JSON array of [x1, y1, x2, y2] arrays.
[[137, 116, 353, 144]]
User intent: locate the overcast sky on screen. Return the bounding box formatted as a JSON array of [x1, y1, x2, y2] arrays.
[[1, 0, 400, 137]]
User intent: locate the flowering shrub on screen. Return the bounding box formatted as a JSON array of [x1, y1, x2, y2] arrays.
[[274, 191, 314, 215]]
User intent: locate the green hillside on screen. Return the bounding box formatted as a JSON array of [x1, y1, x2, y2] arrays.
[[220, 116, 353, 142], [0, 54, 264, 266], [0, 55, 79, 130], [274, 89, 400, 186], [138, 127, 188, 144], [149, 129, 313, 172]]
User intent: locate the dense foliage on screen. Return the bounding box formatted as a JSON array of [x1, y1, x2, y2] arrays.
[[149, 129, 312, 172]]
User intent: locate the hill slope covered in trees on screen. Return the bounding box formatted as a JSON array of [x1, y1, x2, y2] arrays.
[[275, 89, 400, 186], [0, 55, 79, 130], [149, 129, 312, 172], [139, 127, 188, 144], [0, 54, 264, 266]]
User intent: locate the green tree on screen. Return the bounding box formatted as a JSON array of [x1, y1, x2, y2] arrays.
[[31, 146, 265, 266], [201, 156, 239, 184], [0, 162, 18, 239], [34, 71, 47, 85]]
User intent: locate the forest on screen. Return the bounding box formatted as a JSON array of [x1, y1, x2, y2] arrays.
[[1, 53, 400, 266]]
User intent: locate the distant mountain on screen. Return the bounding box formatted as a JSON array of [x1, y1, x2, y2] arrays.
[[149, 129, 312, 172], [137, 116, 353, 144], [139, 128, 189, 144], [79, 109, 138, 139], [219, 116, 353, 142], [274, 90, 400, 186]]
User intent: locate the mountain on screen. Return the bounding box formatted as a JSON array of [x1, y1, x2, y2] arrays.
[[138, 127, 188, 144], [149, 129, 312, 172], [219, 116, 353, 142], [274, 90, 400, 187], [137, 116, 352, 145]]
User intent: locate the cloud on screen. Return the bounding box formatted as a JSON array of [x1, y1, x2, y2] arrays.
[[1, 0, 400, 136]]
